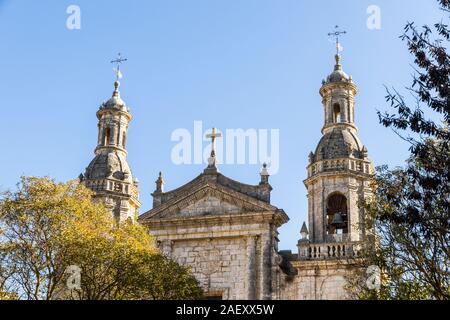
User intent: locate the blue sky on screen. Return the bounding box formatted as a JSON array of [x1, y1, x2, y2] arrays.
[[0, 0, 444, 250]]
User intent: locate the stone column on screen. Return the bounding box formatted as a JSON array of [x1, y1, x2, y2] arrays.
[[348, 184, 359, 242], [260, 227, 272, 300], [327, 99, 333, 125], [341, 97, 348, 123], [97, 123, 103, 146], [246, 236, 257, 299], [311, 183, 325, 243]]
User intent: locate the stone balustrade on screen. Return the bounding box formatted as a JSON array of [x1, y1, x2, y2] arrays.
[[84, 179, 133, 196], [308, 158, 372, 178], [297, 241, 360, 260]]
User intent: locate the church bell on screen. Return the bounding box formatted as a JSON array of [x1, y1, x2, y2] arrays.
[[331, 212, 345, 228]]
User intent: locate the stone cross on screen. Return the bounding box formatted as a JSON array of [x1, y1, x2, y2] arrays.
[[206, 127, 222, 158]]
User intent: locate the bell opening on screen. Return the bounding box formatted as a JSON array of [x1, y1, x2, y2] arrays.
[[326, 193, 349, 235]]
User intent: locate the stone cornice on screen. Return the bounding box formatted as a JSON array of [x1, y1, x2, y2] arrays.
[[96, 108, 132, 121], [303, 169, 374, 187], [129, 196, 141, 208], [291, 259, 355, 269], [142, 209, 289, 229], [140, 181, 280, 221], [320, 81, 358, 97], [321, 122, 358, 135], [153, 171, 271, 206], [94, 145, 128, 155]]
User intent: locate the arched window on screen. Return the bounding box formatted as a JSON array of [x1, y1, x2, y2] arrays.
[[122, 132, 127, 148], [104, 128, 111, 146], [326, 193, 348, 235], [333, 103, 341, 123]]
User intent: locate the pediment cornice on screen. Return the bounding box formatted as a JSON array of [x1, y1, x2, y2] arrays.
[[139, 182, 278, 221]]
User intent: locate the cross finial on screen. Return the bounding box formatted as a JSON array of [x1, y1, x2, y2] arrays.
[[111, 53, 128, 81], [206, 128, 222, 158], [205, 128, 222, 169], [328, 25, 347, 55]]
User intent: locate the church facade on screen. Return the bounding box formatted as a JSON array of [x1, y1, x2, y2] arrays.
[[82, 52, 373, 300]]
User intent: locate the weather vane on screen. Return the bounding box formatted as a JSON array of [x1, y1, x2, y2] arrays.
[[111, 53, 128, 81], [328, 25, 347, 55]]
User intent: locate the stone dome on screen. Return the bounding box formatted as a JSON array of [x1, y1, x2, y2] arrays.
[[325, 55, 351, 84], [327, 69, 349, 83], [84, 151, 133, 183], [314, 127, 365, 160], [100, 81, 129, 112]]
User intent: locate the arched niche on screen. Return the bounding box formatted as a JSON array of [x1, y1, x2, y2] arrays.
[[326, 192, 348, 235]]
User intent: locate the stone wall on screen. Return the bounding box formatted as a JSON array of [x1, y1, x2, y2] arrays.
[[170, 237, 249, 299], [149, 217, 358, 300], [148, 213, 285, 300], [284, 260, 351, 300]]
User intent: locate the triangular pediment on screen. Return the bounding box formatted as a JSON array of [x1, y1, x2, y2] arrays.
[[179, 195, 240, 217], [140, 183, 277, 221]]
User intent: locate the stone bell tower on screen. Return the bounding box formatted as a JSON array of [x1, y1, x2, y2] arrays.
[[80, 57, 141, 222], [298, 50, 373, 258]]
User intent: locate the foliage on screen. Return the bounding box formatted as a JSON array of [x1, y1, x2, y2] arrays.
[[0, 177, 202, 300], [126, 253, 204, 300], [349, 0, 450, 300], [348, 161, 449, 300]]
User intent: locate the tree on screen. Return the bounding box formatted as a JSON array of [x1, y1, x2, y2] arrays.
[[0, 177, 202, 300], [348, 0, 450, 300], [126, 253, 204, 300], [348, 160, 449, 300]]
